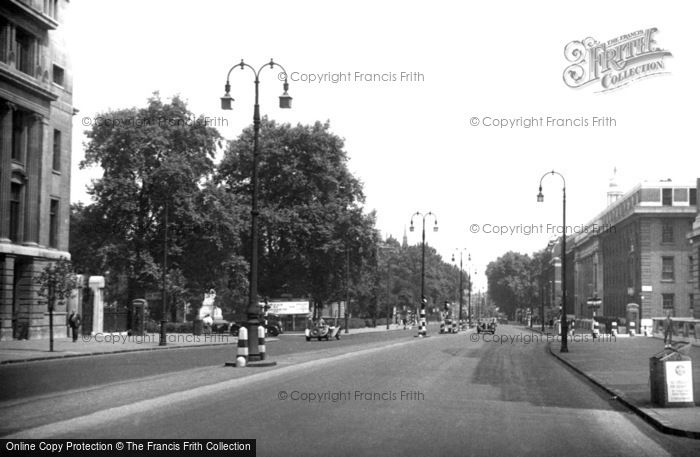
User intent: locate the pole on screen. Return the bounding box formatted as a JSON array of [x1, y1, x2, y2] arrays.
[[420, 217, 426, 307], [386, 256, 391, 330], [246, 77, 262, 357], [458, 254, 463, 331], [159, 201, 168, 346], [49, 281, 54, 352], [345, 247, 350, 333], [541, 279, 545, 333], [561, 186, 568, 352]]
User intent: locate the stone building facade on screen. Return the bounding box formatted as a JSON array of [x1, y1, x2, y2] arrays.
[[545, 178, 698, 329], [1, 0, 73, 340]]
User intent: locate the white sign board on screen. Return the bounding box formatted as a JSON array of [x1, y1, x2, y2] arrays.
[[665, 361, 694, 403], [265, 301, 311, 315]]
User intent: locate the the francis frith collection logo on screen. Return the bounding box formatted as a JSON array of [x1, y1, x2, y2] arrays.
[[563, 28, 672, 92]]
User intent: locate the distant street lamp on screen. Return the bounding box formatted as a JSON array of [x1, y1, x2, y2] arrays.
[[410, 212, 438, 336], [537, 170, 568, 353], [160, 201, 168, 346], [452, 249, 469, 331], [379, 245, 399, 330], [345, 246, 350, 334], [221, 59, 291, 362]]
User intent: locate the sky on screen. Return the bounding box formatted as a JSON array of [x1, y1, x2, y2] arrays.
[[66, 0, 700, 293]]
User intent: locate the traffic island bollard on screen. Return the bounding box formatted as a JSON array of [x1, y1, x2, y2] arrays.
[[258, 325, 266, 361]]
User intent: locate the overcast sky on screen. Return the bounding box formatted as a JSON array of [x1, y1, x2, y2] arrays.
[[66, 0, 700, 292]]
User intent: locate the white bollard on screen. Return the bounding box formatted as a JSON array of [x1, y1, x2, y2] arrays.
[[236, 327, 249, 366]]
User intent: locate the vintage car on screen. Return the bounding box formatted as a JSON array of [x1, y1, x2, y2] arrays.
[[306, 320, 341, 341], [476, 320, 496, 335], [229, 320, 282, 337]]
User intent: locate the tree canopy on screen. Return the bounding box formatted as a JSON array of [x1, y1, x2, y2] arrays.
[[71, 97, 466, 322]]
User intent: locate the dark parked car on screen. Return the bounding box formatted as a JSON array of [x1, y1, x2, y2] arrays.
[[229, 321, 282, 337], [477, 320, 496, 334]]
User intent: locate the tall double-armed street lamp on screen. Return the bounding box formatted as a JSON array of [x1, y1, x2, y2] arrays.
[[378, 244, 399, 330], [221, 59, 292, 362], [410, 212, 438, 337], [537, 170, 568, 353], [452, 249, 469, 331]]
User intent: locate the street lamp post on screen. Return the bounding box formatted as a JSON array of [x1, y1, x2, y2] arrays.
[[221, 59, 291, 362], [410, 212, 438, 337], [345, 246, 350, 334], [452, 249, 468, 331], [537, 170, 568, 353], [159, 201, 168, 346], [378, 244, 399, 330], [468, 265, 474, 327]]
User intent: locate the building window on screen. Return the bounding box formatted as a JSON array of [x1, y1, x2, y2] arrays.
[[690, 256, 695, 283], [691, 188, 697, 206], [10, 183, 22, 242], [52, 65, 64, 86], [662, 293, 674, 311], [52, 129, 61, 171], [661, 188, 672, 206], [49, 199, 59, 248], [641, 188, 660, 203], [0, 18, 8, 63], [673, 188, 688, 204], [15, 28, 35, 76], [661, 221, 674, 243], [12, 111, 25, 162], [661, 257, 674, 281], [44, 0, 59, 20]]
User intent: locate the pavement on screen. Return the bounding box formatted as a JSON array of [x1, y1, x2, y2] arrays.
[[523, 325, 700, 439], [0, 323, 411, 364]]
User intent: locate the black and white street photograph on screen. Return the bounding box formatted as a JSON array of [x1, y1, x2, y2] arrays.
[[1, 1, 699, 456]]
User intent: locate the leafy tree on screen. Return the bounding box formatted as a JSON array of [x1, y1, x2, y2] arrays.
[[35, 257, 78, 351], [218, 118, 378, 314], [485, 251, 534, 319], [76, 93, 239, 317]]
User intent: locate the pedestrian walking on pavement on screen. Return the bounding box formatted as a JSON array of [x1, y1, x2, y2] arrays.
[[663, 312, 673, 346], [68, 310, 81, 342]]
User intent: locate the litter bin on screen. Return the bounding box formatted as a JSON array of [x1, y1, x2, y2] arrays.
[[649, 345, 695, 407], [193, 319, 203, 336]]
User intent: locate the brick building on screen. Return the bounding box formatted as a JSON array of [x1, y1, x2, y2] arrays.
[[1, 0, 73, 340], [687, 178, 700, 319], [546, 177, 698, 329]]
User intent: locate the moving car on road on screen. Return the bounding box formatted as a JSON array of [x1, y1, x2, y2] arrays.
[[477, 319, 496, 335], [305, 318, 341, 341]]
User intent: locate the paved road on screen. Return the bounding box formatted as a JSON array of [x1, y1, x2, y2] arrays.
[[4, 325, 700, 457], [0, 329, 413, 401]]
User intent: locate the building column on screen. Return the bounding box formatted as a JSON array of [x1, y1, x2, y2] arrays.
[[89, 276, 105, 335], [0, 254, 16, 340], [23, 113, 44, 246], [0, 102, 15, 243]]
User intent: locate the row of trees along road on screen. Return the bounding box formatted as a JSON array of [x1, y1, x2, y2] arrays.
[[70, 94, 467, 322], [485, 249, 552, 320]]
